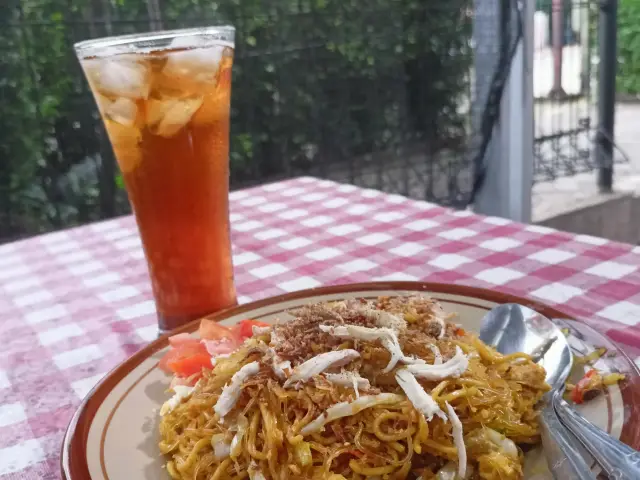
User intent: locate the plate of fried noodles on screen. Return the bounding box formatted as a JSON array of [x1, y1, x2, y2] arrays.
[[61, 282, 640, 480]]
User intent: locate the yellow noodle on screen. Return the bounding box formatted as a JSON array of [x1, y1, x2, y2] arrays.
[[176, 437, 209, 473], [413, 412, 429, 454], [247, 410, 268, 461], [430, 380, 449, 399], [210, 458, 231, 480], [499, 352, 533, 363], [439, 387, 478, 403], [158, 298, 551, 480], [423, 438, 458, 456], [348, 459, 396, 476], [373, 412, 413, 442], [166, 461, 180, 479], [394, 457, 413, 478]]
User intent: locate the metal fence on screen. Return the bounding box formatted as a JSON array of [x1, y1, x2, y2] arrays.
[[532, 0, 622, 186], [0, 0, 518, 243]]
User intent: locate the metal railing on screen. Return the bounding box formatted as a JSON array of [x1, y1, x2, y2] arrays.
[[532, 0, 622, 188]]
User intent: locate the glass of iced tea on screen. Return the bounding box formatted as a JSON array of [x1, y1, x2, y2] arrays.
[[75, 27, 237, 333]]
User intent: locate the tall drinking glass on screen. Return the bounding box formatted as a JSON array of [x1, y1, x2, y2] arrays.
[[75, 27, 237, 333]]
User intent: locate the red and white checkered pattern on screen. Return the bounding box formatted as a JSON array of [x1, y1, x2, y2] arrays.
[[1, 176, 640, 478]]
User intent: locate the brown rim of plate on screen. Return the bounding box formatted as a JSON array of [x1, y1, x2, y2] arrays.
[[60, 281, 640, 479]]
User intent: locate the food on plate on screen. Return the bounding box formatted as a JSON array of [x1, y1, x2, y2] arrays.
[[556, 340, 626, 404], [566, 367, 625, 404], [158, 319, 269, 385], [157, 296, 551, 480]]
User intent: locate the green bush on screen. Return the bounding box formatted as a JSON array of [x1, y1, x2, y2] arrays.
[[618, 0, 640, 95], [0, 0, 472, 242]]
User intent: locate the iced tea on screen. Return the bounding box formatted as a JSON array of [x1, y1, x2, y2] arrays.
[[76, 28, 237, 332]]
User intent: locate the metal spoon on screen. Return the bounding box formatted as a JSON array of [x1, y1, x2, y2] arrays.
[[481, 303, 640, 480], [479, 303, 594, 480], [552, 368, 640, 479]]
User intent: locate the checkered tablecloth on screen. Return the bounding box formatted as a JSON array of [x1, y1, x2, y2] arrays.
[[1, 176, 640, 478]]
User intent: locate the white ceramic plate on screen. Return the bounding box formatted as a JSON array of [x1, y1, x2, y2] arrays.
[[61, 282, 640, 479]]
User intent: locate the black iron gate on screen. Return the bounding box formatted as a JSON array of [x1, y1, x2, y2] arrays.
[[533, 0, 622, 187]]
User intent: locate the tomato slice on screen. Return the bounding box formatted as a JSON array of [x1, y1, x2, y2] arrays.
[[234, 319, 270, 340], [202, 338, 238, 356], [168, 333, 198, 347], [159, 341, 212, 377], [168, 351, 212, 377], [158, 347, 181, 373], [454, 327, 466, 336], [199, 319, 237, 341], [160, 319, 267, 377], [572, 369, 597, 404], [166, 342, 212, 376]]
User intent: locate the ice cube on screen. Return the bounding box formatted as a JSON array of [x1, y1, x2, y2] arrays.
[[105, 98, 138, 126], [191, 90, 229, 126], [191, 65, 232, 125], [146, 97, 203, 138], [83, 56, 150, 99], [162, 46, 223, 84], [170, 35, 210, 50], [104, 120, 142, 173], [93, 92, 113, 115]]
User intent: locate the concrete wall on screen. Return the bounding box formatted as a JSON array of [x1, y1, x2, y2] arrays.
[[536, 192, 640, 244]]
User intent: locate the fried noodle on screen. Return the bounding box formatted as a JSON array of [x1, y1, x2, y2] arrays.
[[159, 296, 550, 480]]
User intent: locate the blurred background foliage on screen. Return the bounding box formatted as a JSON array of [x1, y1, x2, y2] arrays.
[[0, 0, 473, 243], [618, 0, 640, 97]]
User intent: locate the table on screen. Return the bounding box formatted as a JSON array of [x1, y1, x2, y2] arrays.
[[1, 176, 640, 478]]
